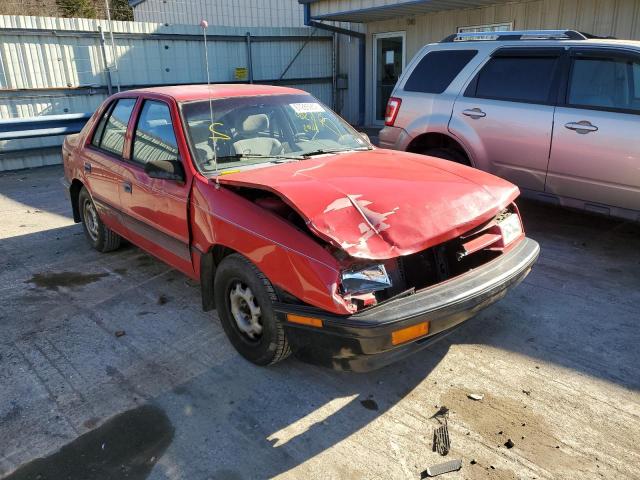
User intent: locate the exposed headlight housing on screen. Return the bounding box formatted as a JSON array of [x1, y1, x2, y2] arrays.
[[497, 211, 523, 246], [341, 264, 392, 295]]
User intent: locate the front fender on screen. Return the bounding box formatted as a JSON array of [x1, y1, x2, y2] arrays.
[[190, 179, 352, 315]]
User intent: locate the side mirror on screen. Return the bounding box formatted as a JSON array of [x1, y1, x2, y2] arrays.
[[144, 159, 185, 183]]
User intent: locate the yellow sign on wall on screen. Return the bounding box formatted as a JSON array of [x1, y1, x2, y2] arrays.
[[234, 67, 248, 81]]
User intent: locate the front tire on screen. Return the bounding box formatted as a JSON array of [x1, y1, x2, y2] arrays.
[[214, 254, 291, 366], [78, 187, 122, 253]]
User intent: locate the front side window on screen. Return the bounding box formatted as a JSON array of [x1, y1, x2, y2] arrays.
[[180, 94, 371, 174], [404, 50, 478, 94], [470, 55, 559, 104], [94, 98, 136, 156], [132, 100, 179, 164], [568, 55, 640, 113]]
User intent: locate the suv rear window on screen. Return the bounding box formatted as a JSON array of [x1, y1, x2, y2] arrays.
[[404, 50, 478, 94], [470, 55, 559, 104]]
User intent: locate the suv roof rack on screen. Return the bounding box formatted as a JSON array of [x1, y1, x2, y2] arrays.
[[440, 30, 589, 43]]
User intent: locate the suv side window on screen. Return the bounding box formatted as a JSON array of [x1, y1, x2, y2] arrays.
[[567, 53, 640, 113], [468, 53, 560, 104], [404, 50, 478, 94], [132, 100, 179, 164], [92, 98, 137, 156]]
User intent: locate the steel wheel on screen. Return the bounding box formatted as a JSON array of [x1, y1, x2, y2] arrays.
[[78, 186, 122, 253], [214, 254, 291, 366], [82, 197, 99, 242], [229, 282, 263, 341]]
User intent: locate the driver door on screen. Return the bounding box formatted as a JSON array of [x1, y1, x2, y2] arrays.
[[118, 98, 194, 275]]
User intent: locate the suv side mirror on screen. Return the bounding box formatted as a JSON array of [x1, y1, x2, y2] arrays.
[[144, 159, 185, 183]]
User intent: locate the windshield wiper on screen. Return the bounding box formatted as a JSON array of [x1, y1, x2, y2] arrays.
[[302, 146, 371, 157], [213, 153, 304, 162]]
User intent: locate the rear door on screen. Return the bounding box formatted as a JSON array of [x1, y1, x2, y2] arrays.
[[546, 48, 640, 216], [449, 48, 563, 192], [83, 97, 137, 231], [118, 98, 193, 274]]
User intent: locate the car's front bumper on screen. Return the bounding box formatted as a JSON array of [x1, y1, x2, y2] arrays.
[[275, 237, 540, 372]]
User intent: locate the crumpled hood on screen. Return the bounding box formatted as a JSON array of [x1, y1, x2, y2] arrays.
[[217, 149, 519, 259]]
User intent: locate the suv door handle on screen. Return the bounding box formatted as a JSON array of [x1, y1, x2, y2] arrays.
[[462, 108, 486, 119], [565, 121, 598, 134], [122, 181, 132, 194]]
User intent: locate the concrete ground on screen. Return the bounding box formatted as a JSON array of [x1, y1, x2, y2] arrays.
[[0, 165, 639, 480]]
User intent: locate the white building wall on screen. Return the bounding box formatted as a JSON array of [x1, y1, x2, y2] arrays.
[[133, 0, 305, 27]]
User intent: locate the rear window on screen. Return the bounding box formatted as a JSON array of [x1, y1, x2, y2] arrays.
[[404, 50, 478, 94], [470, 55, 559, 104], [91, 98, 137, 156]]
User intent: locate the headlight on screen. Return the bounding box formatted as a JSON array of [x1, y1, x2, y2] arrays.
[[341, 264, 392, 295]]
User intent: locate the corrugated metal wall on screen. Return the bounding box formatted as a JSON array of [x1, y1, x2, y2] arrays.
[[133, 0, 305, 28], [0, 15, 332, 171]]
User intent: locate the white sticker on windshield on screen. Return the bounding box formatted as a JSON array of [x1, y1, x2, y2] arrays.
[[290, 103, 325, 114]]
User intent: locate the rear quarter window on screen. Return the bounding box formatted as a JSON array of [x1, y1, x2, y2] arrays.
[[404, 50, 478, 94]]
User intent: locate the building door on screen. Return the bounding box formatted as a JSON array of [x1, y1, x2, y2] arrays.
[[374, 32, 405, 124]]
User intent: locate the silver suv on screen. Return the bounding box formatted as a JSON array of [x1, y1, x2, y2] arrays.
[[380, 30, 640, 221]]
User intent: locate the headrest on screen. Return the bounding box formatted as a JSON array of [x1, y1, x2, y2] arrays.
[[241, 114, 268, 134]]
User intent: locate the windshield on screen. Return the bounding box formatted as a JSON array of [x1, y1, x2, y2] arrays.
[[180, 94, 371, 174]]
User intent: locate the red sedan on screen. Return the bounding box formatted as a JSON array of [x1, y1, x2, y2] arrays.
[[62, 84, 539, 371]]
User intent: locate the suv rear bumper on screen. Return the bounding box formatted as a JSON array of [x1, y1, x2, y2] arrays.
[[378, 125, 409, 150], [275, 237, 539, 372]]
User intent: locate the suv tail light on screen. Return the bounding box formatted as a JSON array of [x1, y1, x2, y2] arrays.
[[384, 97, 402, 126]]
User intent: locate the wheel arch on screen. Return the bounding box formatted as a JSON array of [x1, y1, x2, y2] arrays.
[[199, 244, 238, 312], [406, 132, 473, 166], [70, 179, 85, 223]]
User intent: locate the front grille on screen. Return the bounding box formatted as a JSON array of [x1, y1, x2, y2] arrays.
[[379, 212, 510, 300]]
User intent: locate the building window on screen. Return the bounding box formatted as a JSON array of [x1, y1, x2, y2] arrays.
[[457, 22, 513, 34]]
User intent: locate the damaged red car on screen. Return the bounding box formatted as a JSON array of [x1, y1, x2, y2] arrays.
[[62, 85, 539, 371]]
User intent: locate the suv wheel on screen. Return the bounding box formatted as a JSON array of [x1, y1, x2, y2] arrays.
[[421, 147, 470, 166], [214, 254, 291, 366], [78, 187, 122, 252]]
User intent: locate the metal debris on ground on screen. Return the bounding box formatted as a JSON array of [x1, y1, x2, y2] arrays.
[[420, 459, 463, 478], [431, 406, 449, 418], [467, 393, 484, 401], [432, 406, 450, 456], [115, 330, 126, 337]]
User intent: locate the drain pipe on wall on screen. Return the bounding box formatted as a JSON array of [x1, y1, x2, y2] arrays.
[[303, 3, 366, 126]]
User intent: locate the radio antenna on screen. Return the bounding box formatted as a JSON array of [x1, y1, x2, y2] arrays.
[[200, 19, 219, 182]]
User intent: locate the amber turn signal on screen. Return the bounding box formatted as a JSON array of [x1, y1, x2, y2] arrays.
[[391, 322, 430, 345], [287, 313, 323, 328]]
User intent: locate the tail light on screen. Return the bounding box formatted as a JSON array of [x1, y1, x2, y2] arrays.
[[384, 97, 402, 126]]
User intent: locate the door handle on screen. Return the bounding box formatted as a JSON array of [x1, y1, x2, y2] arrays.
[[122, 181, 132, 194], [462, 108, 486, 119], [565, 121, 598, 134], [84, 162, 92, 173]]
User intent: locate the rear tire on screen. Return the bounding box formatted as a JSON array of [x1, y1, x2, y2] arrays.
[[214, 254, 291, 366], [78, 187, 122, 253], [421, 147, 470, 166]]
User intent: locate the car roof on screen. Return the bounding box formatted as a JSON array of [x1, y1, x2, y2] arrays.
[[129, 84, 308, 102]]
